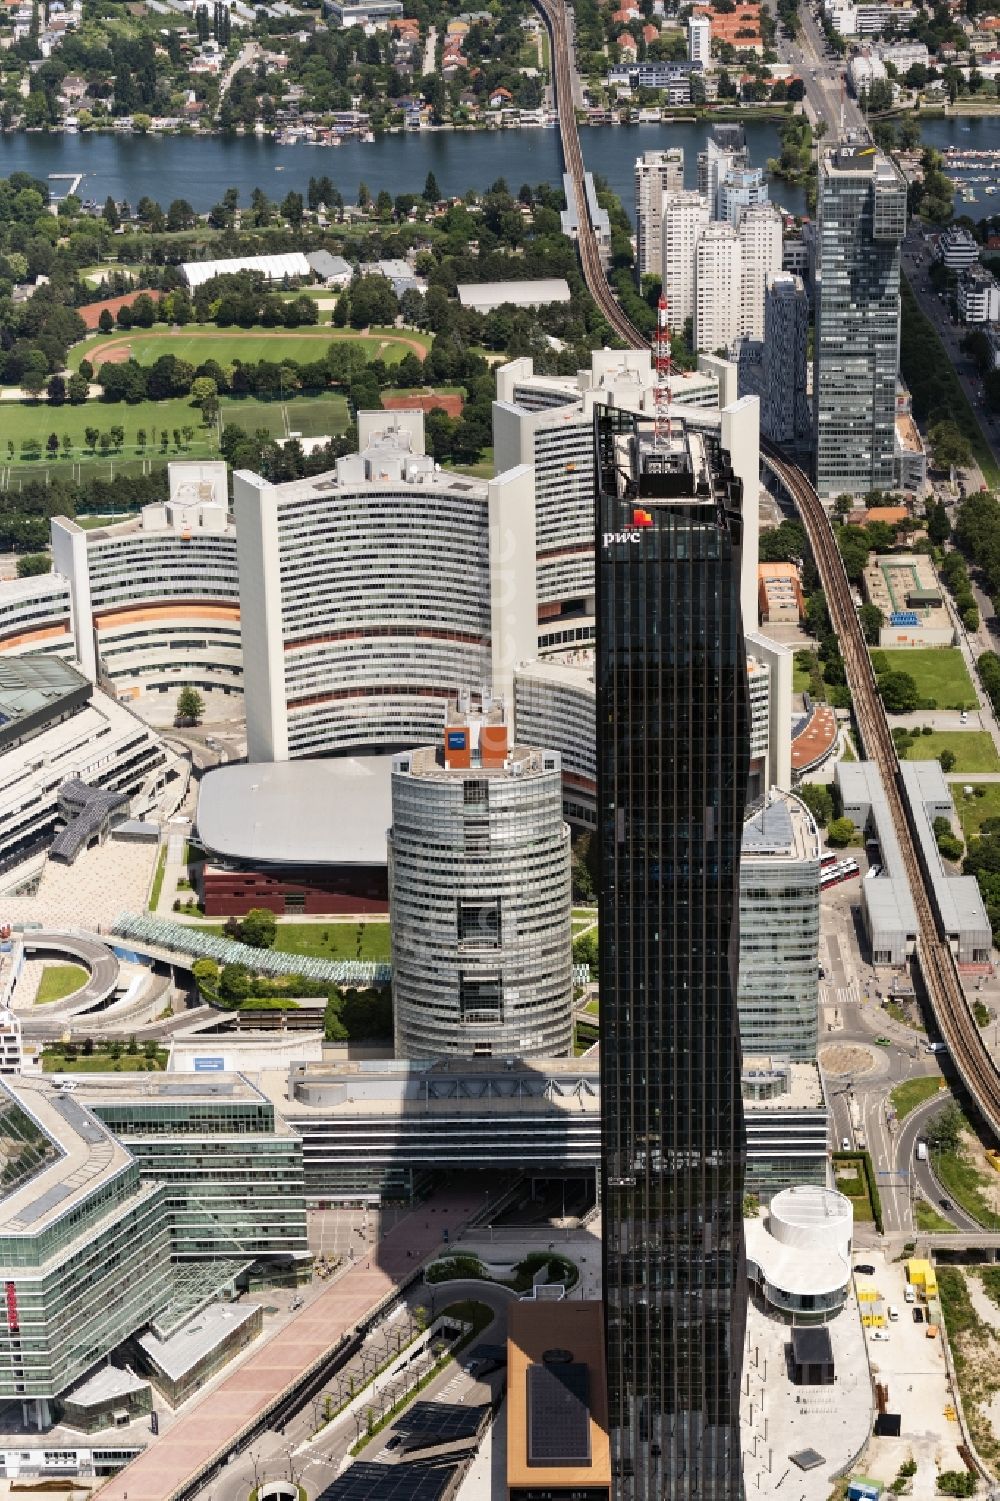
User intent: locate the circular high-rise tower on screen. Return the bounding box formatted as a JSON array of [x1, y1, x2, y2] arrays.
[[389, 738, 573, 1061]]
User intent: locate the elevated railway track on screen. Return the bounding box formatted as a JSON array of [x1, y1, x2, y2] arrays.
[[536, 0, 1000, 1141]]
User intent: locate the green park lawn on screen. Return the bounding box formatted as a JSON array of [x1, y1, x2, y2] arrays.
[[901, 731, 1000, 773], [201, 920, 391, 963], [957, 782, 1000, 840], [34, 964, 88, 1005], [68, 322, 431, 373], [41, 1047, 168, 1072], [890, 1076, 945, 1120], [0, 392, 350, 466], [872, 648, 979, 710]]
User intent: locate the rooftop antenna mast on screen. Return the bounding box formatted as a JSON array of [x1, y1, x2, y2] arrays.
[[653, 292, 672, 448]]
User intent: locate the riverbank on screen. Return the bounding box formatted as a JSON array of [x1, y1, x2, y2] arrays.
[[6, 103, 794, 146]]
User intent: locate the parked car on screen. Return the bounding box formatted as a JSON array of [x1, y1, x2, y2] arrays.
[[940, 1198, 954, 1212], [913, 1307, 925, 1324], [872, 1330, 890, 1342]]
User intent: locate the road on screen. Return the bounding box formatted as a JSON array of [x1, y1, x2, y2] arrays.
[[218, 41, 261, 103], [202, 1280, 511, 1501], [900, 227, 1000, 483], [774, 0, 863, 134]]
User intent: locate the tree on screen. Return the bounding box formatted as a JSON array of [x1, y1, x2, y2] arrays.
[[859, 603, 884, 645], [877, 669, 920, 713], [175, 686, 205, 725], [218, 963, 252, 1003], [928, 419, 973, 475], [102, 196, 120, 229], [98, 308, 114, 334], [67, 373, 89, 404], [241, 907, 277, 949], [84, 426, 99, 452], [927, 1102, 963, 1153], [939, 749, 957, 773], [16, 553, 50, 577], [46, 374, 65, 406], [46, 432, 59, 456], [423, 170, 441, 204], [190, 376, 219, 426], [827, 816, 858, 847], [798, 781, 834, 827], [21, 363, 47, 400]]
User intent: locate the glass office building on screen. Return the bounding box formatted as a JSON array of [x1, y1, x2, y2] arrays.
[[0, 1079, 170, 1424], [80, 1077, 308, 1267], [813, 143, 907, 497], [595, 407, 749, 1501], [738, 790, 821, 1060]]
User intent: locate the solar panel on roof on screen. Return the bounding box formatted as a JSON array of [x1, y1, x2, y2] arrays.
[[51, 1094, 107, 1145], [14, 1181, 73, 1225], [396, 1402, 487, 1442], [527, 1361, 592, 1466], [316, 1459, 459, 1501]]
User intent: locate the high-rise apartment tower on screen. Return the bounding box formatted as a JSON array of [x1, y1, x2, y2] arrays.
[[596, 407, 749, 1501], [635, 149, 685, 281], [813, 142, 906, 497]]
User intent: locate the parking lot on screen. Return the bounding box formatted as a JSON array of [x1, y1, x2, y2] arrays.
[[853, 1249, 964, 1500]]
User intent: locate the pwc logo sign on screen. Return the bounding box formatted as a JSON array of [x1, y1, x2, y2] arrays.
[[602, 508, 654, 548]]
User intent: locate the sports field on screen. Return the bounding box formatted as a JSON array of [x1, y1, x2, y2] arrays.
[[0, 391, 350, 471], [69, 323, 431, 372]]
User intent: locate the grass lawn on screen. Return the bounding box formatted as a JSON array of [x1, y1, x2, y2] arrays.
[[443, 447, 495, 479], [890, 1076, 945, 1120], [201, 920, 391, 963], [871, 648, 979, 710], [956, 782, 1000, 841], [42, 1048, 168, 1072], [69, 322, 431, 372], [223, 393, 349, 439], [933, 1134, 1000, 1229], [833, 1158, 874, 1221], [0, 392, 350, 470], [148, 845, 167, 912], [35, 964, 88, 1005], [898, 730, 1000, 773], [914, 1198, 956, 1232]]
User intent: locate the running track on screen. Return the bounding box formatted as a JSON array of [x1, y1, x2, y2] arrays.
[[97, 1185, 489, 1501]]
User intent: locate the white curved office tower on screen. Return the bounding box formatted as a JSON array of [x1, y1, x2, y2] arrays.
[[235, 412, 536, 762], [49, 462, 241, 705], [389, 728, 573, 1061]]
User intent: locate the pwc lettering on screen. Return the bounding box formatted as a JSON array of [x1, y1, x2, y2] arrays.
[[602, 507, 653, 548]]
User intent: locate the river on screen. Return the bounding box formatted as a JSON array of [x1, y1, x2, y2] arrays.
[[0, 114, 994, 222], [1, 121, 807, 219]]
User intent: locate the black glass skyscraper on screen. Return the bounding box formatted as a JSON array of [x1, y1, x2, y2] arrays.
[[595, 406, 750, 1501]]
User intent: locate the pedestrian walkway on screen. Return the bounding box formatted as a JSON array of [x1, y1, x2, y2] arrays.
[[97, 1184, 491, 1501]]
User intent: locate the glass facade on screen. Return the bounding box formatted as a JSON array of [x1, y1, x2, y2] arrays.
[[86, 1096, 307, 1263], [0, 1169, 171, 1403], [595, 408, 749, 1501], [738, 794, 821, 1060], [813, 145, 907, 497]]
